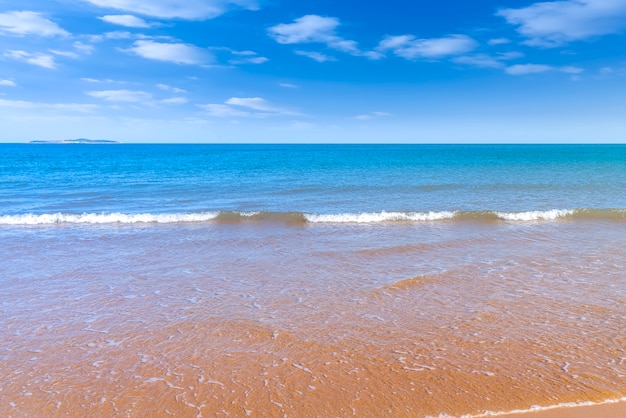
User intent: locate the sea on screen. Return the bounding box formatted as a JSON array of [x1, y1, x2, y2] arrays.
[[1, 144, 625, 417]]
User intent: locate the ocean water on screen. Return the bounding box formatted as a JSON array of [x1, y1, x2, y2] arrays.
[[1, 144, 625, 417]]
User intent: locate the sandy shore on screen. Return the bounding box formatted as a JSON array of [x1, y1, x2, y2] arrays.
[[501, 399, 626, 418]]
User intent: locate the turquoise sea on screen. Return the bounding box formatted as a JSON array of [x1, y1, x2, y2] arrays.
[[1, 144, 625, 417], [1, 144, 626, 221]]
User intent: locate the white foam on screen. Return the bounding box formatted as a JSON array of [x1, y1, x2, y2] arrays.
[[467, 396, 626, 417], [494, 209, 574, 221], [0, 212, 220, 225], [305, 211, 457, 223]]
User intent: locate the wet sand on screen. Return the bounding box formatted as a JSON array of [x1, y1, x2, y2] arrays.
[[1, 221, 625, 416], [505, 399, 626, 417]]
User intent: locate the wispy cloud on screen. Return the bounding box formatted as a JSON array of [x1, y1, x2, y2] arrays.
[[268, 15, 381, 60], [505, 63, 584, 75], [295, 50, 336, 62], [488, 38, 511, 46], [199, 97, 298, 118], [0, 98, 98, 112], [279, 83, 298, 88], [0, 11, 69, 37], [454, 52, 523, 69], [355, 111, 391, 120], [87, 89, 152, 102], [0, 79, 17, 87], [157, 84, 186, 94], [81, 0, 260, 20], [227, 50, 268, 64], [377, 34, 478, 60], [498, 0, 626, 47], [99, 14, 152, 28], [123, 40, 212, 65], [4, 50, 56, 69]]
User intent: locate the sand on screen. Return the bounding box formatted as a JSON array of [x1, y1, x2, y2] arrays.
[[503, 399, 626, 418]]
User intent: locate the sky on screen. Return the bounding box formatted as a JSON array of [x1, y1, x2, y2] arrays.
[[1, 0, 625, 143]]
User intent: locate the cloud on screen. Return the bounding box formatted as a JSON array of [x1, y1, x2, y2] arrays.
[[159, 97, 188, 105], [377, 34, 478, 59], [498, 0, 626, 47], [199, 97, 298, 118], [99, 14, 152, 28], [268, 15, 379, 59], [81, 0, 260, 20], [229, 56, 268, 64], [0, 98, 97, 112], [123, 40, 211, 65], [198, 103, 252, 117], [87, 89, 152, 102], [226, 50, 268, 64], [269, 15, 341, 44], [355, 111, 391, 120], [0, 11, 69, 37], [488, 38, 511, 45], [4, 50, 56, 69], [0, 79, 17, 87], [157, 84, 186, 93], [279, 83, 297, 88], [453, 52, 523, 69], [454, 54, 506, 69], [49, 49, 79, 59], [505, 63, 584, 75], [295, 50, 336, 62]]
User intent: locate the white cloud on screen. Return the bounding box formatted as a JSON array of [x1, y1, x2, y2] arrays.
[[295, 50, 336, 62], [87, 89, 152, 102], [454, 52, 523, 69], [269, 15, 340, 44], [279, 83, 298, 88], [81, 0, 259, 20], [498, 0, 626, 47], [99, 14, 152, 28], [268, 15, 379, 59], [454, 54, 505, 69], [506, 64, 554, 75], [226, 97, 296, 114], [198, 103, 252, 117], [0, 98, 97, 112], [4, 50, 56, 69], [157, 84, 186, 93], [229, 56, 268, 64], [124, 40, 211, 65], [377, 34, 478, 59], [49, 49, 79, 59], [74, 42, 95, 55], [199, 97, 298, 118], [0, 11, 69, 37], [159, 97, 188, 105], [0, 79, 16, 87], [355, 111, 391, 120], [488, 37, 511, 45], [505, 63, 584, 75]]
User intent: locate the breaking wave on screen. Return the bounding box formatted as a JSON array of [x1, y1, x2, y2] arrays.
[[1, 209, 624, 226]]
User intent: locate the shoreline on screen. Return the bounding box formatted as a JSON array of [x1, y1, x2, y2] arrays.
[[476, 398, 626, 418]]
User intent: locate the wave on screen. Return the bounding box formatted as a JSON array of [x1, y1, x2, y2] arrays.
[[1, 209, 625, 226]]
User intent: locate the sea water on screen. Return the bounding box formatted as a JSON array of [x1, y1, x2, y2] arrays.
[[1, 144, 625, 417]]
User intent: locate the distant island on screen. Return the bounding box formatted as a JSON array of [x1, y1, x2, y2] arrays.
[[30, 138, 120, 144]]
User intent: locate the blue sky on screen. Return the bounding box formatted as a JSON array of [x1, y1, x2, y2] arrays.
[[1, 0, 625, 143]]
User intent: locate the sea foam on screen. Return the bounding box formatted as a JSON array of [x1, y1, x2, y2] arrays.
[[304, 211, 458, 223], [0, 212, 220, 225]]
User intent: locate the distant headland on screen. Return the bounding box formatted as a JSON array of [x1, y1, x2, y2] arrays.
[[29, 138, 120, 144]]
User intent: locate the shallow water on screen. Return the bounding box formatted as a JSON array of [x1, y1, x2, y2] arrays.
[[1, 218, 624, 417]]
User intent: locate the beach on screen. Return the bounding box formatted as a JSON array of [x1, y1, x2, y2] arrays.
[[1, 144, 625, 416]]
